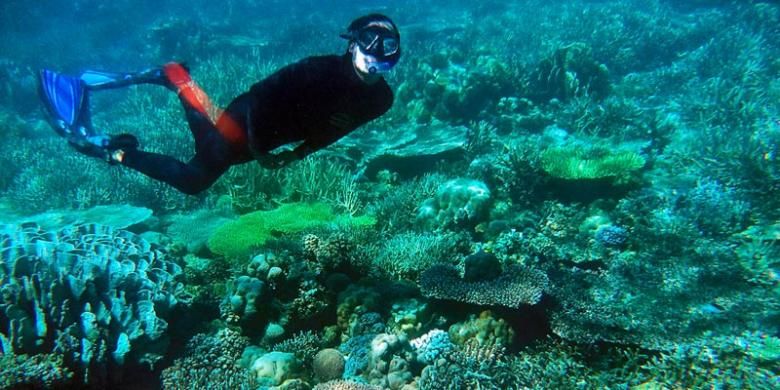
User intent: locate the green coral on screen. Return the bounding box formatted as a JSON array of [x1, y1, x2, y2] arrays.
[[540, 145, 645, 182], [207, 202, 375, 260]]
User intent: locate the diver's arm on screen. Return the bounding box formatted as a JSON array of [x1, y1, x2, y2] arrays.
[[254, 137, 332, 169], [292, 115, 358, 160], [256, 150, 296, 169]]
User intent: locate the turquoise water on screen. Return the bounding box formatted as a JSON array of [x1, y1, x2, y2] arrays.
[[1, 1, 779, 388]]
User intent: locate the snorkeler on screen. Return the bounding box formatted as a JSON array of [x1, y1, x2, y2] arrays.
[[37, 14, 400, 195]]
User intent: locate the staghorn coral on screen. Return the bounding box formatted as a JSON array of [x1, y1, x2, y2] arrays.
[[638, 332, 779, 389], [272, 330, 324, 366], [418, 338, 512, 390], [372, 231, 462, 280]]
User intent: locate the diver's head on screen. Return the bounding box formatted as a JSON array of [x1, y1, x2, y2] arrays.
[[341, 14, 400, 82]]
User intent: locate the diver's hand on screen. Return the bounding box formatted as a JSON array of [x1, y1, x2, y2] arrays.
[[257, 150, 297, 169]]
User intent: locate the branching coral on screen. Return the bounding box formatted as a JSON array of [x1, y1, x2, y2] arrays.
[[371, 232, 462, 280]]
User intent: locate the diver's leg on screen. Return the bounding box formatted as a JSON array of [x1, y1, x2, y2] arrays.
[[163, 63, 251, 156], [161, 63, 221, 146], [118, 116, 237, 195], [120, 149, 230, 195]]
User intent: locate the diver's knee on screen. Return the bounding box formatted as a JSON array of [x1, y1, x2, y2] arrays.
[[178, 174, 220, 195], [178, 182, 210, 195]]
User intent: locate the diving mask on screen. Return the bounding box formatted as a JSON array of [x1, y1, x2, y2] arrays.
[[341, 14, 401, 75]]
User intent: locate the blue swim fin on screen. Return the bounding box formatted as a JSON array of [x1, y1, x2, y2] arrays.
[[38, 69, 86, 131], [37, 68, 142, 164]]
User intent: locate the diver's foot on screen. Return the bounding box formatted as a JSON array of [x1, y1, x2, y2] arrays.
[[71, 133, 138, 164], [138, 62, 191, 91], [107, 133, 139, 151], [105, 133, 138, 164]]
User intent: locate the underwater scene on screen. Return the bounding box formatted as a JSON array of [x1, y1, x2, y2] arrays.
[[1, 0, 779, 388]]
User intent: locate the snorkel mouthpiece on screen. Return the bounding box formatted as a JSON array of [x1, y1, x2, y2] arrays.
[[354, 45, 396, 75]]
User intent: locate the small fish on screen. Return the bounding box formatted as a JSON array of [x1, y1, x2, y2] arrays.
[[699, 302, 725, 315]]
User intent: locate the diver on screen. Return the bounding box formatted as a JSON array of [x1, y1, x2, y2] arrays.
[[37, 14, 400, 195]]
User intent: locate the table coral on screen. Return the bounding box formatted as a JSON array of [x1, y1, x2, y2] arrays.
[[420, 263, 548, 307]]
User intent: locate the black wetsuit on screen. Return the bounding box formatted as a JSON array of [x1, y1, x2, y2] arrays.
[[121, 53, 393, 194]]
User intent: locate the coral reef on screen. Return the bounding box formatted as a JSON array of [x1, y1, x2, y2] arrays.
[[207, 202, 374, 261], [160, 328, 256, 390], [312, 348, 345, 382], [540, 144, 646, 182], [0, 353, 74, 389], [313, 380, 383, 390], [416, 178, 492, 230], [420, 263, 548, 307], [2, 1, 779, 387], [529, 42, 611, 102], [0, 223, 190, 383]]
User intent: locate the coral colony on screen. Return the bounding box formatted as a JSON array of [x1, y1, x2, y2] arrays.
[[2, 1, 779, 388]]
